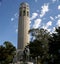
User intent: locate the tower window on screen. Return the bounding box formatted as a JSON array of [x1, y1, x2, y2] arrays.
[[23, 7, 26, 9], [20, 11, 22, 16], [27, 11, 29, 16], [23, 10, 26, 16]]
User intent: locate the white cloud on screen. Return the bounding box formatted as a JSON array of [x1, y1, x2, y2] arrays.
[[42, 26, 51, 32], [42, 21, 52, 29], [58, 14, 60, 18], [50, 16, 54, 20], [30, 13, 38, 20], [46, 21, 52, 28], [11, 13, 18, 21], [47, 29, 51, 32], [52, 0, 56, 3], [35, 0, 37, 2], [30, 20, 31, 24], [55, 14, 60, 19], [51, 27, 55, 33], [11, 18, 14, 21], [33, 19, 42, 28], [40, 3, 49, 18], [14, 13, 18, 18], [52, 0, 59, 3], [57, 19, 60, 26], [55, 16, 58, 19], [16, 29, 18, 33], [42, 25, 55, 33], [58, 5, 60, 10], [55, 14, 60, 26], [42, 25, 45, 29]]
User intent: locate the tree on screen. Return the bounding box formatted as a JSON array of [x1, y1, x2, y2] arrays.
[[0, 41, 16, 64], [29, 40, 43, 57], [49, 27, 60, 64], [0, 45, 6, 64], [29, 28, 51, 64]]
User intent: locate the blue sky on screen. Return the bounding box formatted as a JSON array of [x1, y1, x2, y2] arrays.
[[0, 0, 60, 48]]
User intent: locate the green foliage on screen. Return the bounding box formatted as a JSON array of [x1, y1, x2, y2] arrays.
[[29, 40, 43, 57], [29, 28, 50, 63], [0, 41, 16, 64], [29, 27, 60, 64], [49, 27, 60, 64]]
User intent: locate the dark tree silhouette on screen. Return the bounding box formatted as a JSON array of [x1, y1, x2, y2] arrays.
[[49, 27, 60, 64], [0, 41, 16, 64]]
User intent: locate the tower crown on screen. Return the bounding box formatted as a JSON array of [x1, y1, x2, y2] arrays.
[[20, 2, 29, 7], [19, 2, 30, 17]]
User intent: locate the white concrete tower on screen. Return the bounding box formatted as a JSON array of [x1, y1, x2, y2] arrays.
[[18, 2, 30, 50]]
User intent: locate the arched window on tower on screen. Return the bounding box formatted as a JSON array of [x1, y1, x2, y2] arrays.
[[27, 11, 29, 16], [23, 10, 26, 16]]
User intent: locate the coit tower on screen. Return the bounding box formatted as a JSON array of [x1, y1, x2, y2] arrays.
[[18, 2, 30, 50]]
